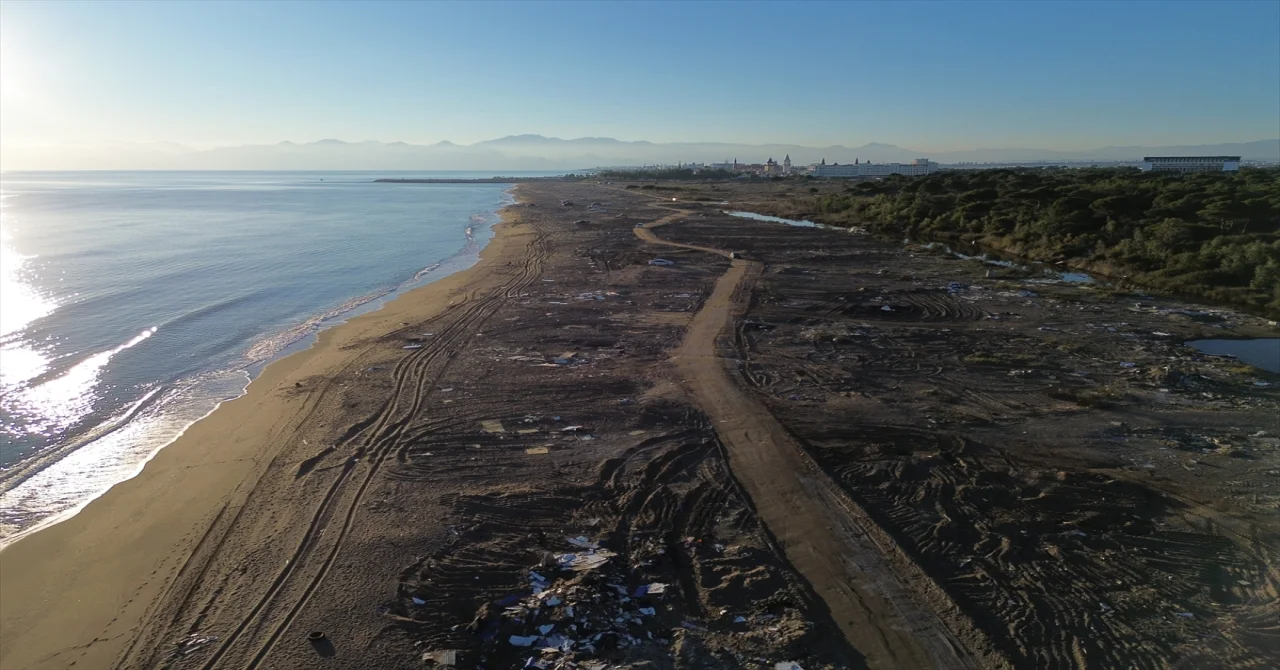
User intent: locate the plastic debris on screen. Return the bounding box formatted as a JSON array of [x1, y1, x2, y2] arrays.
[[526, 447, 550, 455], [568, 536, 599, 549], [1176, 612, 1195, 618], [403, 344, 423, 349], [176, 633, 218, 656], [411, 597, 426, 605], [776, 663, 805, 670], [1120, 362, 1137, 368], [648, 258, 676, 266], [538, 624, 555, 635], [563, 550, 616, 572], [509, 635, 538, 647], [422, 649, 459, 665], [638, 607, 656, 616], [633, 582, 668, 597], [480, 420, 506, 433]]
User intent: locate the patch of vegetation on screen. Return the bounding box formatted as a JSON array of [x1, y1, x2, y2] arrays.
[[765, 168, 1280, 315]]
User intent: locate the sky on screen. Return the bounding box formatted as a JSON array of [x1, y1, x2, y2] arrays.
[[1, 0, 1277, 166]]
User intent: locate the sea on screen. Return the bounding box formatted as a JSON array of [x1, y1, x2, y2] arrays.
[[0, 170, 552, 541]]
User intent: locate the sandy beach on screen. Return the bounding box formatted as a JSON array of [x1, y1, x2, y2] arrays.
[[3, 181, 1278, 670], [0, 195, 547, 669]]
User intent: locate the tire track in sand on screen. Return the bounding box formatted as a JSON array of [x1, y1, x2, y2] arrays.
[[194, 223, 549, 670], [633, 211, 979, 669]]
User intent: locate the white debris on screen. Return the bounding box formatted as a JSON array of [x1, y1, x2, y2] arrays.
[[422, 649, 459, 665]]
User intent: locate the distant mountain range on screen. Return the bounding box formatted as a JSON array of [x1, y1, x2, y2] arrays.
[[6, 136, 1278, 170]]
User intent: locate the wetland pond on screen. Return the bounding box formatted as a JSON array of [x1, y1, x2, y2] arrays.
[[1186, 339, 1280, 374]]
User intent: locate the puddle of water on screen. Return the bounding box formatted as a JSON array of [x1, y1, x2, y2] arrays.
[[724, 210, 817, 227], [916, 240, 1097, 284], [1186, 339, 1280, 373]]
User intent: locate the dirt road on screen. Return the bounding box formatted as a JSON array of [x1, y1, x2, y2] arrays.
[[634, 210, 979, 668]]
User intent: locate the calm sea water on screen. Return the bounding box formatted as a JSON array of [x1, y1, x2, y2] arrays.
[[0, 171, 546, 540]]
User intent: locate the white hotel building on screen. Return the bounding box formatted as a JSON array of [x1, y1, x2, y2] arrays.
[[1141, 156, 1240, 172], [812, 158, 938, 178]]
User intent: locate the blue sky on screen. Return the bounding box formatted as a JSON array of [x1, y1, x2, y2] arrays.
[[1, 0, 1277, 154]]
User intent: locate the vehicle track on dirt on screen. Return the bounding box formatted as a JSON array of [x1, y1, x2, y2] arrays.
[[633, 212, 981, 669], [191, 223, 549, 670]]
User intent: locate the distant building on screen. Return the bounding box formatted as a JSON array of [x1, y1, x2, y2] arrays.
[[1141, 156, 1240, 172], [812, 158, 937, 178], [783, 154, 792, 175], [764, 157, 782, 176]]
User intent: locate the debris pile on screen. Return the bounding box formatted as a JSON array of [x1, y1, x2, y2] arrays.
[[413, 532, 825, 669]]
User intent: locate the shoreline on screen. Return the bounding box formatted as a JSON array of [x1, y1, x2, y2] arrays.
[[0, 189, 531, 669], [0, 191, 508, 547]]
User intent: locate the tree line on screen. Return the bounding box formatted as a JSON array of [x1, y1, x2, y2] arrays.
[[794, 167, 1280, 315]]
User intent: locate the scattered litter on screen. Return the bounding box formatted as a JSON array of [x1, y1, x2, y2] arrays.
[[480, 420, 506, 433], [538, 624, 555, 635], [568, 536, 599, 549], [509, 635, 538, 647], [517, 428, 540, 435], [633, 582, 668, 597], [880, 305, 894, 312], [649, 258, 676, 266], [1120, 362, 1137, 369], [403, 344, 423, 350], [638, 607, 656, 616], [628, 430, 646, 436], [545, 596, 562, 606], [562, 550, 616, 571], [411, 596, 426, 605], [733, 615, 747, 623], [526, 446, 550, 455], [561, 425, 585, 432], [1176, 612, 1195, 619], [175, 633, 218, 656], [776, 663, 805, 670], [422, 649, 459, 665]]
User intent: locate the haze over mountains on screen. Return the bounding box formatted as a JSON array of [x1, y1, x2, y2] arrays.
[[6, 136, 1278, 171]]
